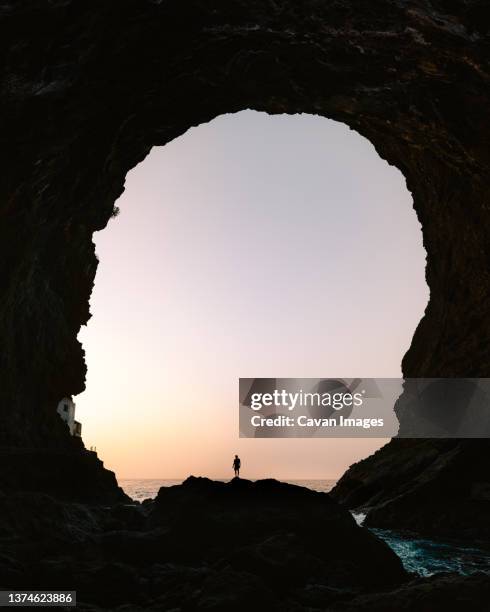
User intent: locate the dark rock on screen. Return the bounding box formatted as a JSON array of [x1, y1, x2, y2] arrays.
[[331, 439, 490, 541], [0, 448, 129, 504], [0, 552, 25, 588], [194, 567, 280, 612], [2, 477, 488, 610], [150, 564, 282, 612], [0, 491, 103, 547], [149, 477, 407, 589], [0, 2, 489, 606], [297, 583, 353, 608], [96, 529, 171, 566], [0, 0, 490, 502], [146, 562, 211, 603], [77, 562, 143, 607], [107, 502, 146, 531], [329, 573, 490, 612]]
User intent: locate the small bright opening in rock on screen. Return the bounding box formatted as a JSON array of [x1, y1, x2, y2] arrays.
[[76, 111, 428, 481]]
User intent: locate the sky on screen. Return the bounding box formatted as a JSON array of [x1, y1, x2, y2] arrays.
[[75, 110, 429, 480]]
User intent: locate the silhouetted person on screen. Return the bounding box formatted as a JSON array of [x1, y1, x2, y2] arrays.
[[233, 454, 241, 477]]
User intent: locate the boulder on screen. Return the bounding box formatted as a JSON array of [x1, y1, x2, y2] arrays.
[[149, 477, 407, 590]]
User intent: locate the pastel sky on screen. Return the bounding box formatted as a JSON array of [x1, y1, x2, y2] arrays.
[[76, 111, 429, 480]]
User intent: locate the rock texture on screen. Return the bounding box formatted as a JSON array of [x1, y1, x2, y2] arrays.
[[1, 4, 489, 607], [0, 2, 489, 514], [331, 438, 490, 541], [0, 478, 409, 610], [329, 573, 490, 612], [0, 447, 129, 504], [3, 476, 487, 610], [148, 477, 406, 588]]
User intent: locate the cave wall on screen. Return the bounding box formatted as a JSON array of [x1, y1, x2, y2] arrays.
[[1, 1, 489, 470]]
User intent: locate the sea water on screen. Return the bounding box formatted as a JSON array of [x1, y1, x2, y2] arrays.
[[119, 478, 490, 577]]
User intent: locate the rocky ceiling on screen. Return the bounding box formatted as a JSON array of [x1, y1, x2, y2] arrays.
[[0, 1, 489, 498]]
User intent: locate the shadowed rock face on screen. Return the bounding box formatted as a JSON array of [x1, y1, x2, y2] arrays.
[[0, 447, 129, 504], [331, 438, 490, 541], [327, 573, 490, 612], [149, 477, 406, 588], [0, 3, 489, 502], [0, 478, 408, 609], [2, 477, 487, 611]]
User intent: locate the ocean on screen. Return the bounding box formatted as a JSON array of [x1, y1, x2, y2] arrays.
[[119, 478, 490, 578]]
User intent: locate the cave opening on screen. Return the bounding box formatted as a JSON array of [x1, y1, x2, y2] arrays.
[[74, 110, 428, 486]]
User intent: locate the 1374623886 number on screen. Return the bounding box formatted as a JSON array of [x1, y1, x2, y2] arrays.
[[0, 591, 76, 607]]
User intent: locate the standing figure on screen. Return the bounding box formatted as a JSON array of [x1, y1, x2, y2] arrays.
[[232, 454, 241, 477]]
